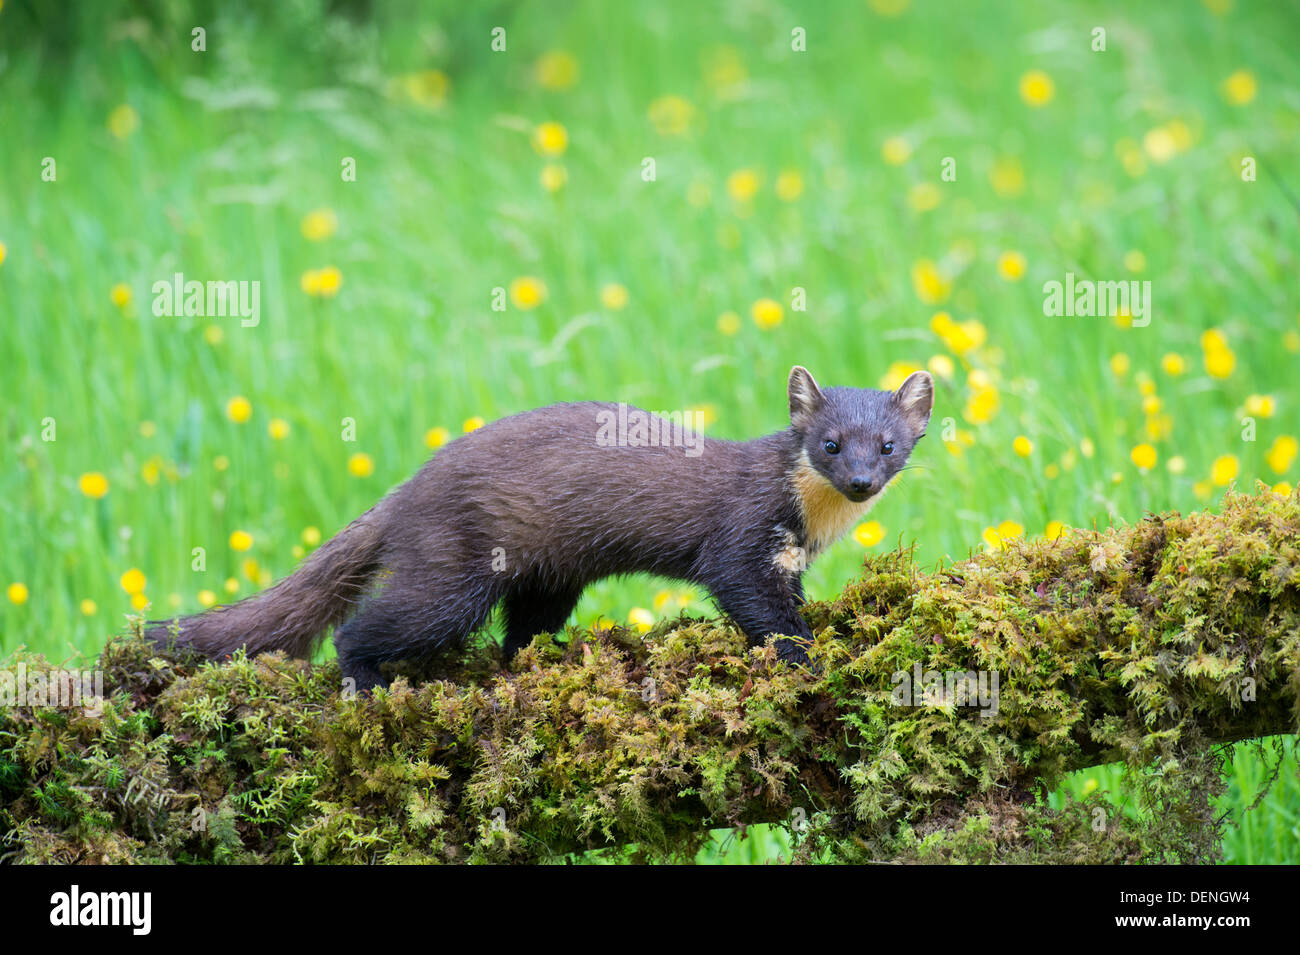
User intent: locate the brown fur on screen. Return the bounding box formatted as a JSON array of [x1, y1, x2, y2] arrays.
[[149, 504, 387, 660], [149, 367, 932, 691], [790, 450, 880, 558]]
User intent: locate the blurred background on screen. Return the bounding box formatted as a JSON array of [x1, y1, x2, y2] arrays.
[[1, 0, 1297, 861]]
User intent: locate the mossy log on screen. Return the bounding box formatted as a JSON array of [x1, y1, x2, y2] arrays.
[[2, 490, 1298, 864]]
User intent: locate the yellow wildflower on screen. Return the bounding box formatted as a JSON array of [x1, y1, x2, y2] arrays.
[[120, 568, 146, 595], [647, 95, 696, 136], [983, 521, 1024, 551], [989, 157, 1025, 197], [401, 70, 449, 108], [532, 121, 568, 156], [1201, 329, 1235, 378], [908, 182, 941, 212], [540, 164, 567, 192], [775, 170, 804, 202], [854, 521, 885, 547], [1265, 436, 1297, 474], [881, 136, 911, 165], [300, 209, 338, 241], [751, 298, 783, 329], [726, 168, 760, 202], [226, 396, 252, 423], [1131, 444, 1157, 470], [600, 283, 629, 310], [1222, 69, 1257, 105], [79, 472, 110, 499], [316, 266, 342, 297], [1143, 126, 1178, 163], [509, 276, 546, 309], [535, 50, 579, 90], [996, 251, 1026, 280], [911, 260, 951, 305], [963, 384, 999, 424], [1244, 395, 1275, 418], [1019, 70, 1054, 107], [927, 354, 955, 379], [880, 361, 922, 391], [1211, 454, 1239, 486], [348, 453, 374, 477], [141, 457, 161, 486], [107, 104, 140, 139]]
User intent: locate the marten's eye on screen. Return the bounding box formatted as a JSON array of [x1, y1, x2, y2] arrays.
[[881, 442, 894, 455], [823, 439, 840, 455]]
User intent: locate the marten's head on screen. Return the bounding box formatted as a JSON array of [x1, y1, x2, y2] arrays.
[[787, 365, 933, 506]]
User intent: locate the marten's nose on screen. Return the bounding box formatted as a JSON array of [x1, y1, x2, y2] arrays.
[[849, 477, 873, 495]]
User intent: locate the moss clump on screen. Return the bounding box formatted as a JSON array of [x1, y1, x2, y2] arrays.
[[3, 489, 1298, 864]]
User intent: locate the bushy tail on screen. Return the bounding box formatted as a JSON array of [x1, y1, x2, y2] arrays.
[[148, 504, 388, 661]]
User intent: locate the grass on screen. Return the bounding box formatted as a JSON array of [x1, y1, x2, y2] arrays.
[[699, 744, 1300, 864], [1, 0, 1297, 862]]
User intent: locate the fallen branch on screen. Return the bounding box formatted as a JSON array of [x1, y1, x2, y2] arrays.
[[2, 490, 1297, 863]]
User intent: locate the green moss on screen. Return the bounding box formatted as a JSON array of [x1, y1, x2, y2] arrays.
[[2, 490, 1298, 864]]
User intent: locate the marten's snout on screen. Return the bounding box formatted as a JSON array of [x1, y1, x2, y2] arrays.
[[847, 476, 873, 501]]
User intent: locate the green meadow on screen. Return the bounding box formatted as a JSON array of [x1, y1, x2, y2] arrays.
[[1, 0, 1296, 862]]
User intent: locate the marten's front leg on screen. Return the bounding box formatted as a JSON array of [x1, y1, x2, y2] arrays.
[[706, 565, 815, 667]]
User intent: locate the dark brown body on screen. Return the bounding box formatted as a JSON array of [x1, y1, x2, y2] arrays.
[[149, 368, 933, 691]]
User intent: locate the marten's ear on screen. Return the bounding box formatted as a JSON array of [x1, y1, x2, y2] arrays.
[[894, 370, 935, 436], [788, 366, 826, 429]]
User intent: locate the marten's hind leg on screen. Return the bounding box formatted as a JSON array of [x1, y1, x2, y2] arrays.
[[501, 582, 583, 659], [333, 576, 501, 692]]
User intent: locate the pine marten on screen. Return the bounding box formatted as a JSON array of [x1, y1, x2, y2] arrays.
[[149, 366, 933, 691]]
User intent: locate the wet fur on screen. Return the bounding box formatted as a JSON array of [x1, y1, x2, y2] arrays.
[[148, 368, 932, 691], [791, 451, 883, 558]]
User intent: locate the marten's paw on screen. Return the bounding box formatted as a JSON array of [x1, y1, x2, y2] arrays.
[[774, 637, 821, 676]]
